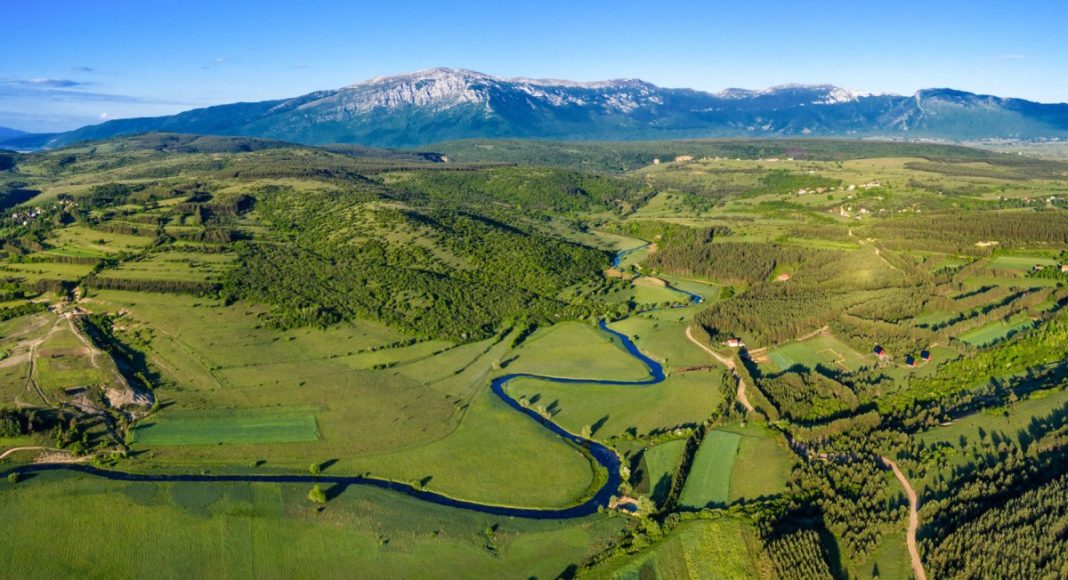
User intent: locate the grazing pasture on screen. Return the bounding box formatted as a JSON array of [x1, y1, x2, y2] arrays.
[[957, 315, 1035, 346], [678, 430, 742, 509], [133, 407, 320, 446], [635, 438, 686, 505], [0, 470, 621, 579], [723, 425, 793, 503], [987, 255, 1058, 271], [588, 518, 765, 579], [765, 333, 868, 372]]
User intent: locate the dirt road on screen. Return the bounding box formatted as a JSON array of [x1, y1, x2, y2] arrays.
[[882, 457, 926, 580], [685, 326, 754, 412], [0, 446, 47, 461]]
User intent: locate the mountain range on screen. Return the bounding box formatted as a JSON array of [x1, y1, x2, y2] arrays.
[[9, 68, 1068, 149]]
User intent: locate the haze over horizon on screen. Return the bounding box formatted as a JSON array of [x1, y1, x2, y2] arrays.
[[4, 0, 1067, 133]]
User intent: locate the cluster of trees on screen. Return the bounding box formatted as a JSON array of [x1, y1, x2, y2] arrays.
[[83, 276, 220, 296], [219, 183, 614, 341], [748, 169, 840, 197], [0, 407, 58, 437], [925, 475, 1066, 578], [882, 310, 1068, 416], [918, 405, 1067, 577], [649, 241, 833, 286], [0, 301, 47, 322], [787, 457, 908, 560], [755, 371, 860, 424], [0, 152, 16, 172], [226, 240, 598, 341], [392, 165, 655, 215], [872, 210, 1068, 251], [761, 528, 835, 580], [437, 138, 999, 172], [609, 220, 731, 249]]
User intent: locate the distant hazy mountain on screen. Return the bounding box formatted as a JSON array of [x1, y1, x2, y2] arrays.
[[0, 127, 28, 141], [43, 68, 1068, 148]]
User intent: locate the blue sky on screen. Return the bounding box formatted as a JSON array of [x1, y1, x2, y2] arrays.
[[4, 0, 1066, 132]]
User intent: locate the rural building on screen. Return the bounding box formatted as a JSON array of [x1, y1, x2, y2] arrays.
[[873, 345, 888, 359], [920, 350, 931, 361], [1061, 264, 1068, 272], [905, 355, 916, 367], [727, 337, 744, 348], [1033, 264, 1046, 272], [675, 155, 694, 163], [775, 273, 792, 282]]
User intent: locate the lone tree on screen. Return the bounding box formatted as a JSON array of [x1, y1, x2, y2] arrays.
[[308, 484, 326, 506], [309, 462, 321, 476], [7, 473, 19, 484]]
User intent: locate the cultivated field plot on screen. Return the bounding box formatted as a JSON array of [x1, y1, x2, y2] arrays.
[[634, 438, 686, 505], [724, 425, 793, 503], [987, 255, 1059, 271], [589, 518, 763, 579], [45, 225, 155, 258], [98, 251, 233, 282], [0, 261, 95, 283], [678, 429, 741, 509], [957, 315, 1035, 346], [765, 333, 869, 372], [133, 407, 320, 446]]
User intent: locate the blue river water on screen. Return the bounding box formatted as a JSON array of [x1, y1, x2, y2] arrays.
[[3, 247, 702, 519]]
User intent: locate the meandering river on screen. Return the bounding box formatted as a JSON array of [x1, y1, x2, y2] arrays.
[[3, 247, 702, 520]]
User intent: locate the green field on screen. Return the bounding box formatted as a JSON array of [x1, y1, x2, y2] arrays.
[[723, 425, 792, 503], [636, 438, 686, 505], [99, 291, 599, 508], [765, 333, 869, 372], [0, 470, 622, 579], [677, 430, 742, 509], [589, 518, 765, 579], [957, 315, 1035, 346], [0, 261, 95, 282], [987, 255, 1058, 271], [133, 408, 321, 446], [508, 371, 720, 441], [99, 251, 233, 282], [506, 321, 650, 381], [46, 225, 155, 258]]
